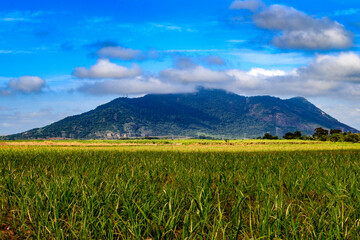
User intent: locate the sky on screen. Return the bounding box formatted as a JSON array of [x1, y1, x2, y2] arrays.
[[1, 0, 360, 135]]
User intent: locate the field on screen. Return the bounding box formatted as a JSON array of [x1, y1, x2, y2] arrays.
[[1, 140, 360, 239]]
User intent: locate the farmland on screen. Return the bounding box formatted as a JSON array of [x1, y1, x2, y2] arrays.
[[1, 140, 360, 239]]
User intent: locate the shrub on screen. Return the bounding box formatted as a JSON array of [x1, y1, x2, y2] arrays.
[[262, 133, 279, 140], [301, 135, 314, 140], [329, 133, 342, 142], [344, 133, 360, 143]]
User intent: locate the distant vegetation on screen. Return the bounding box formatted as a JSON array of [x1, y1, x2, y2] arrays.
[[260, 127, 360, 143]]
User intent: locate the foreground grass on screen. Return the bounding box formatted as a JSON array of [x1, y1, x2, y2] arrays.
[[1, 143, 360, 239]]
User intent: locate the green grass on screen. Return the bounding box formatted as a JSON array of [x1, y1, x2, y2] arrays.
[[1, 144, 360, 239]]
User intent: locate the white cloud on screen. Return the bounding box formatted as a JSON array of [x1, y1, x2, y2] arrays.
[[229, 0, 265, 12], [262, 77, 340, 96], [223, 68, 340, 97], [72, 52, 360, 105], [97, 46, 145, 60], [223, 57, 360, 98], [273, 27, 352, 50], [7, 76, 45, 93], [226, 69, 261, 88], [247, 68, 286, 77], [298, 52, 360, 82], [233, 4, 353, 50], [230, 52, 360, 98], [73, 59, 142, 79], [78, 76, 195, 95], [161, 65, 232, 83]]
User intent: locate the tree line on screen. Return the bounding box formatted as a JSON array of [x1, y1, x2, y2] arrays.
[[261, 127, 360, 143]]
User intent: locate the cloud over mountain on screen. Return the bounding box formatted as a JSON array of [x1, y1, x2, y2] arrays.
[[161, 65, 232, 83], [78, 76, 195, 95], [73, 59, 142, 79], [72, 51, 360, 100]]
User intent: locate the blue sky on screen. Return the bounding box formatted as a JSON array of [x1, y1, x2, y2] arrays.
[[1, 0, 360, 135]]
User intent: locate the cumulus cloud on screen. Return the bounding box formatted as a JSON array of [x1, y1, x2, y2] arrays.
[[73, 59, 142, 79], [297, 52, 360, 82], [258, 76, 340, 97], [247, 68, 286, 77], [229, 0, 265, 12], [95, 45, 159, 61], [226, 69, 261, 89], [0, 76, 46, 95], [6, 76, 45, 94], [230, 2, 354, 50], [75, 57, 230, 95], [223, 63, 356, 98], [161, 65, 232, 83], [223, 68, 335, 97], [235, 53, 360, 97], [97, 46, 145, 60], [253, 5, 353, 50], [72, 51, 360, 102], [78, 76, 195, 95]]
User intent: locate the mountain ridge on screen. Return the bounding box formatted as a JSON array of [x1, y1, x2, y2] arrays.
[[4, 88, 358, 139]]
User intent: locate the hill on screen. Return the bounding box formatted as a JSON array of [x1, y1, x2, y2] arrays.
[[4, 89, 358, 139]]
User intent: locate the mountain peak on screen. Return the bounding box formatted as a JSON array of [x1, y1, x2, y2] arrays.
[[290, 96, 307, 101], [5, 89, 358, 139], [288, 96, 311, 103]]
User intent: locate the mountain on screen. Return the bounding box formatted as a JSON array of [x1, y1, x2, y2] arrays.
[[4, 89, 358, 139]]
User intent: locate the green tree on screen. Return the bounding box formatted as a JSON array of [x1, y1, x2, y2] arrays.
[[283, 132, 294, 139], [262, 133, 278, 140], [313, 127, 329, 140], [293, 131, 302, 139], [344, 133, 360, 143], [329, 133, 342, 142], [301, 135, 314, 140], [330, 129, 342, 135]]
